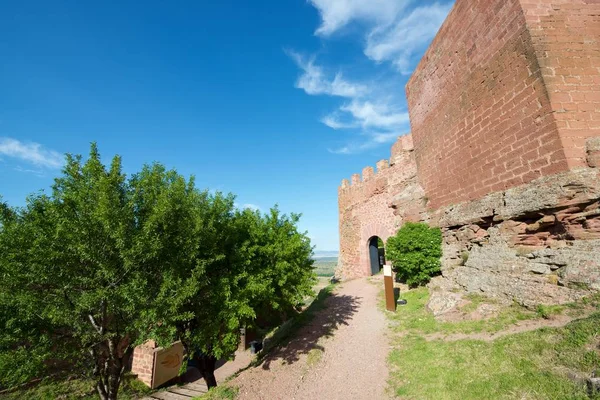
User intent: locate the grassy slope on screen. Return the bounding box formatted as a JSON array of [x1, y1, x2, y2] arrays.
[[386, 288, 600, 400], [0, 374, 151, 400]]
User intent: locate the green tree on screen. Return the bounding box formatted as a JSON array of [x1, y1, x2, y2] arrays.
[[0, 197, 56, 389], [386, 222, 442, 287], [149, 205, 316, 388], [0, 145, 175, 400], [0, 144, 317, 397]]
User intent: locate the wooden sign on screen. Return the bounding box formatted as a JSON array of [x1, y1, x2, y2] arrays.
[[151, 341, 184, 389], [384, 264, 396, 312]]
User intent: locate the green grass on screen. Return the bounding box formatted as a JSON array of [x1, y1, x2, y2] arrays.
[[459, 293, 496, 313], [256, 284, 334, 361], [306, 348, 323, 367], [388, 287, 537, 335], [0, 378, 96, 400], [386, 288, 600, 400], [536, 304, 566, 319], [193, 385, 239, 400], [0, 373, 152, 400]]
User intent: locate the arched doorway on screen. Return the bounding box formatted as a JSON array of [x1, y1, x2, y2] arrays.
[[368, 236, 385, 275]]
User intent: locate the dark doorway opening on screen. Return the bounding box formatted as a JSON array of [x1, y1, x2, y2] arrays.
[[368, 236, 385, 275]]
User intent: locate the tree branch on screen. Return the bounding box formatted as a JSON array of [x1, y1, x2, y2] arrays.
[[88, 314, 102, 335]]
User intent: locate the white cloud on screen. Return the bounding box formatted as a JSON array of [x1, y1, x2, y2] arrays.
[[291, 1, 452, 154], [328, 131, 403, 155], [288, 53, 408, 151], [288, 51, 368, 98], [308, 1, 451, 72], [339, 100, 409, 130], [14, 165, 46, 177], [372, 131, 400, 144], [0, 137, 63, 169], [322, 100, 408, 151], [309, 0, 407, 36], [365, 3, 452, 74], [320, 114, 357, 130], [242, 203, 261, 212]]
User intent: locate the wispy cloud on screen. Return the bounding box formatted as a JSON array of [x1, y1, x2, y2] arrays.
[[13, 165, 46, 178], [327, 131, 404, 155], [292, 1, 452, 154], [338, 100, 409, 130], [309, 0, 406, 37], [365, 3, 452, 74], [320, 114, 358, 130], [0, 137, 64, 169], [309, 0, 451, 73], [287, 53, 409, 153], [288, 50, 368, 98]]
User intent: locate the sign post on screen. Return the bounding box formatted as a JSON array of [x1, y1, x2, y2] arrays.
[[384, 264, 396, 312]]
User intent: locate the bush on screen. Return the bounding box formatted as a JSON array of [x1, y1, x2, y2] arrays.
[[0, 347, 47, 389], [386, 222, 442, 287]]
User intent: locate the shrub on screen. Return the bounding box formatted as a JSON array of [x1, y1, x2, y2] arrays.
[[386, 222, 442, 287], [0, 347, 47, 389]]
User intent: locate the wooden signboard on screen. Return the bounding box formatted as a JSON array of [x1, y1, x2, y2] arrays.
[[151, 341, 184, 389], [384, 264, 396, 312]]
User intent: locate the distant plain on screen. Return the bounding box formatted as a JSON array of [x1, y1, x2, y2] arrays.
[[313, 256, 337, 277]]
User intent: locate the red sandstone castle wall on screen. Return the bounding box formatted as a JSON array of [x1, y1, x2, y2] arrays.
[[337, 135, 427, 279], [521, 0, 600, 168], [406, 0, 570, 209], [337, 0, 600, 287]]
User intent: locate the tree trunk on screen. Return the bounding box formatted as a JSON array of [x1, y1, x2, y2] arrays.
[[93, 337, 130, 400], [195, 353, 218, 388], [95, 358, 123, 400]]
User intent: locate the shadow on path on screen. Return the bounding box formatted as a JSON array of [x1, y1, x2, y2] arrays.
[[259, 290, 362, 370]]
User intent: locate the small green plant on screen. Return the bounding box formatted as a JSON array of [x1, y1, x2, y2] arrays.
[[193, 385, 239, 400], [536, 304, 565, 319], [460, 251, 469, 266], [306, 348, 323, 367], [536, 304, 551, 319], [120, 375, 152, 398], [386, 222, 442, 287]]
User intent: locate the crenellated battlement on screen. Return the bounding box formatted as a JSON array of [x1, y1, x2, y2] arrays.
[[337, 133, 427, 280], [338, 134, 415, 193]]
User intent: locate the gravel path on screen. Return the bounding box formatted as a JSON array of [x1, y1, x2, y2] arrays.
[[231, 277, 391, 400]]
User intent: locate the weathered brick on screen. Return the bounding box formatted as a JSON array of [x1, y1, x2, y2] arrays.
[[338, 0, 600, 282]]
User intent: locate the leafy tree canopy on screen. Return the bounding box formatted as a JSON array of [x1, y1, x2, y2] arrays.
[[386, 222, 442, 287], [0, 144, 315, 399]]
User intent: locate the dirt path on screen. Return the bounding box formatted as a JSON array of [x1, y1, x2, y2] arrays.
[[230, 277, 391, 400]]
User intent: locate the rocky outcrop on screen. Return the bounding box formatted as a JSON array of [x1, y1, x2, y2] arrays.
[[431, 167, 600, 307]]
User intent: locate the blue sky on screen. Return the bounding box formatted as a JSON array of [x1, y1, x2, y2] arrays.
[[0, 0, 452, 251]]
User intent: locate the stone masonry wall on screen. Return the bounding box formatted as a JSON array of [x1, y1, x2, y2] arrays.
[[337, 135, 427, 280], [522, 0, 600, 169], [131, 340, 157, 387], [337, 0, 600, 306], [429, 140, 600, 306], [406, 0, 569, 210]]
